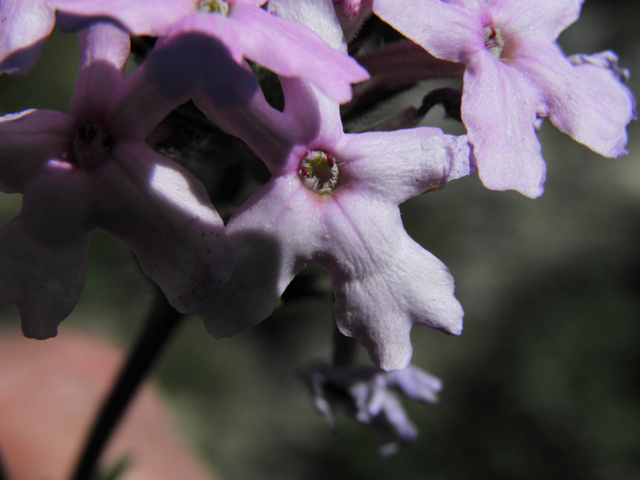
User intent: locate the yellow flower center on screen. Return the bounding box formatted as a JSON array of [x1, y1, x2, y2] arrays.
[[198, 0, 229, 15], [298, 150, 340, 196]]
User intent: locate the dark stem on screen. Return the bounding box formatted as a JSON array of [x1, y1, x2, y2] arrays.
[[0, 449, 8, 480], [70, 289, 184, 480]]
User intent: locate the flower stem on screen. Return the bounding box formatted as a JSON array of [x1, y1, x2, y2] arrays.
[[70, 289, 183, 480]]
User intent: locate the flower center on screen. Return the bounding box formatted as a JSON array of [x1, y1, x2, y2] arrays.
[[483, 26, 504, 59], [198, 0, 229, 15], [298, 150, 340, 196], [72, 123, 115, 168]]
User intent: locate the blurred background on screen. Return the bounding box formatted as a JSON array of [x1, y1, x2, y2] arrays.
[[1, 1, 639, 479]]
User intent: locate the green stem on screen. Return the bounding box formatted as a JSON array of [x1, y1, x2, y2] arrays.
[[70, 289, 183, 480]]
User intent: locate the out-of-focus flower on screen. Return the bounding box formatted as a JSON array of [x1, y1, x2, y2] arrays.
[[300, 361, 442, 455], [0, 328, 215, 479], [199, 0, 473, 370], [372, 0, 636, 198], [0, 24, 233, 339]]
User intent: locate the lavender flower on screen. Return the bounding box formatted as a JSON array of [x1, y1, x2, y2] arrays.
[[301, 362, 442, 455], [198, 0, 473, 370], [372, 0, 636, 198], [0, 24, 233, 339]]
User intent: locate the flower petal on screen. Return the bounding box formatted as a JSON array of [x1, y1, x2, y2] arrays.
[[515, 46, 635, 158], [52, 0, 194, 37], [203, 175, 317, 336], [0, 159, 96, 339], [462, 52, 545, 198], [372, 0, 482, 61], [0, 0, 54, 75], [93, 143, 234, 313], [326, 194, 463, 370], [237, 1, 369, 103], [0, 109, 76, 194], [337, 128, 473, 205], [489, 0, 582, 43], [70, 23, 131, 121]]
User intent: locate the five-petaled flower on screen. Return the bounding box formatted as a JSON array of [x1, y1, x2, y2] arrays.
[[197, 0, 474, 370], [372, 0, 636, 198], [0, 24, 234, 339]]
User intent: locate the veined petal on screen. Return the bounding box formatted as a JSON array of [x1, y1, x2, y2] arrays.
[[52, 0, 195, 37], [234, 2, 369, 104], [489, 0, 583, 43], [0, 109, 76, 194], [0, 159, 97, 339], [516, 45, 635, 158], [463, 52, 545, 198], [337, 128, 472, 205], [93, 143, 234, 313], [324, 194, 463, 370], [70, 23, 131, 121], [0, 0, 54, 75], [372, 0, 482, 62]]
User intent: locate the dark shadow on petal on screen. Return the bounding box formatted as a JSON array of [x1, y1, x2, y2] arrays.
[[204, 229, 283, 338], [145, 32, 258, 108]]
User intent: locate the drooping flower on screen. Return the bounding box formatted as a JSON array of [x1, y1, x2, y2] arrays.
[[300, 361, 442, 455], [372, 0, 636, 198], [0, 23, 233, 339], [198, 0, 474, 370]]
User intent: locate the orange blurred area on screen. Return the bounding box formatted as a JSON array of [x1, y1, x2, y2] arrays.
[[0, 329, 214, 480]]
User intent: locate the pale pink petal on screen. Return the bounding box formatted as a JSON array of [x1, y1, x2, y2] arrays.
[[234, 2, 369, 103], [0, 159, 96, 339], [280, 79, 344, 155], [93, 143, 234, 313], [336, 128, 472, 205], [372, 0, 482, 62], [463, 52, 545, 198], [0, 0, 54, 75], [52, 0, 195, 37], [0, 109, 76, 194], [204, 174, 318, 337], [70, 23, 130, 121], [515, 45, 635, 158], [325, 194, 463, 370], [489, 0, 582, 43]]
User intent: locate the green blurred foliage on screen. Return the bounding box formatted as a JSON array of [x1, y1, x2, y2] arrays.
[[1, 1, 640, 479]]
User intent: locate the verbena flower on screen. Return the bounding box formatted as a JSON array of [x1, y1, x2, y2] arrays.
[[300, 361, 442, 455], [198, 0, 474, 370], [372, 0, 636, 198], [0, 24, 233, 339]]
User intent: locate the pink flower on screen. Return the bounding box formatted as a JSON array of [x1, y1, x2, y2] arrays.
[[197, 0, 474, 370], [0, 24, 233, 339], [53, 0, 370, 104], [372, 0, 636, 198]]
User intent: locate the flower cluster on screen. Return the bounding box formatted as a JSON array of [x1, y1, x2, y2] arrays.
[[0, 0, 634, 374]]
